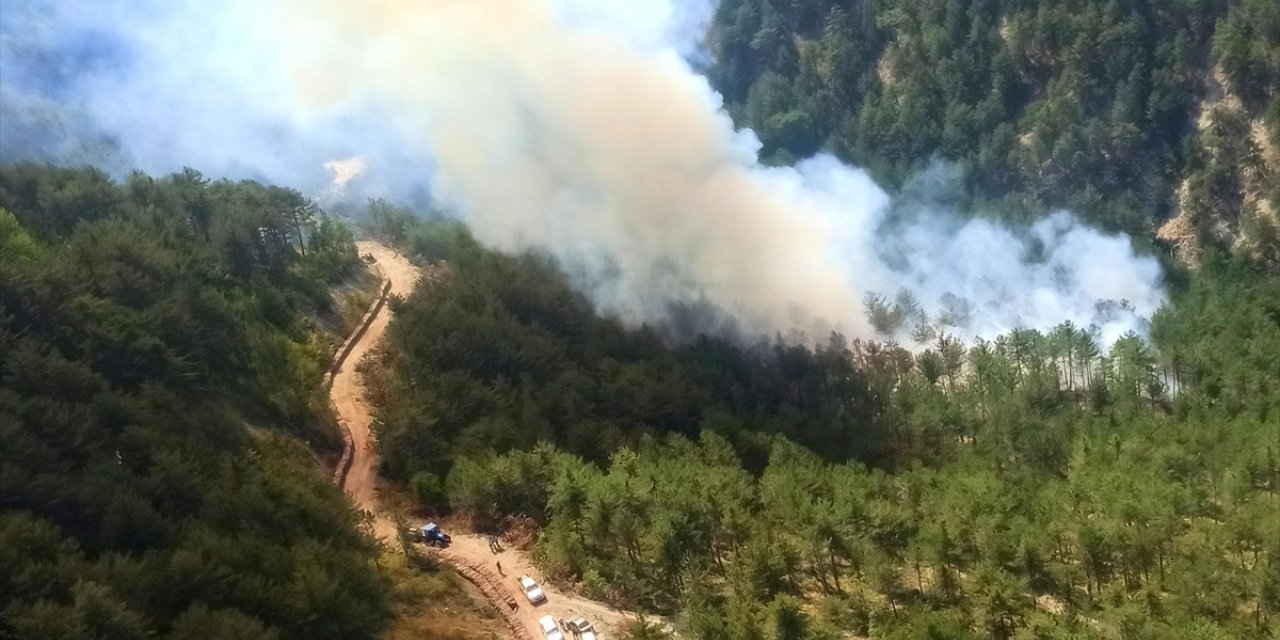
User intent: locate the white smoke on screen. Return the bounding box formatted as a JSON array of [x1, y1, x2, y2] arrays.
[[0, 0, 1165, 344]]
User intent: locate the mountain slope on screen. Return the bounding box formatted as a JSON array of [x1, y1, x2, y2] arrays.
[[708, 0, 1279, 266], [0, 165, 390, 639]]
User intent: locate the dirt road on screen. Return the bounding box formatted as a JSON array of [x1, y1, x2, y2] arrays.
[[333, 241, 665, 638], [441, 533, 658, 638], [333, 241, 419, 540]]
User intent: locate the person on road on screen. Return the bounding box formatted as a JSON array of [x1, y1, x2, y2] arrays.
[[495, 561, 504, 575]]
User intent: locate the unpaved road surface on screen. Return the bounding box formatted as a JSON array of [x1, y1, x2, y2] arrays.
[[332, 242, 660, 638], [441, 533, 656, 638], [334, 241, 419, 540]]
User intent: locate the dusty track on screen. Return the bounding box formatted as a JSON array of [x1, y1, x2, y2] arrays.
[[332, 241, 660, 639], [332, 241, 418, 540], [438, 533, 655, 638]]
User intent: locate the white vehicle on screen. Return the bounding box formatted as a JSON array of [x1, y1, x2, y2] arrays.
[[538, 615, 566, 640], [568, 618, 598, 640], [519, 574, 547, 604]]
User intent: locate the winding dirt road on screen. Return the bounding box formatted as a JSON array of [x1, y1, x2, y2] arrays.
[[333, 241, 657, 639], [333, 241, 418, 540]]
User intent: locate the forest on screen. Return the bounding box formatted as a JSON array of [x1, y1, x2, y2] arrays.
[[707, 0, 1280, 265], [350, 15, 1280, 635], [367, 210, 1279, 639], [2, 1, 1278, 639], [0, 165, 391, 639]]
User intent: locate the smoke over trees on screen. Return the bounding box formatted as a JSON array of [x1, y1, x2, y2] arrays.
[[1, 0, 1166, 345], [2, 1, 1277, 638], [371, 215, 1279, 639]]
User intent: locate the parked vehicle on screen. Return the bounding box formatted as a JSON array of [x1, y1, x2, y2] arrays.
[[519, 575, 546, 603], [420, 522, 451, 547], [567, 618, 598, 640], [538, 615, 565, 640]]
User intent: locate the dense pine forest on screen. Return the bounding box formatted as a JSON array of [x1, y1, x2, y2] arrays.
[[366, 202, 1279, 639], [3, 1, 1279, 639], [707, 0, 1280, 266], [355, 5, 1280, 637], [0, 166, 391, 639]]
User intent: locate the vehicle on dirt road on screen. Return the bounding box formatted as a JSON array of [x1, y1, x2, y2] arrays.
[[538, 615, 566, 640], [568, 618, 598, 640], [519, 575, 547, 603], [418, 522, 451, 547]]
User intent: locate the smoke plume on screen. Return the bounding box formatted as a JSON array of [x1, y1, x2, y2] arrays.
[[0, 0, 1165, 344]]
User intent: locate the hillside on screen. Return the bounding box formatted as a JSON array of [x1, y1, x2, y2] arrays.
[[0, 166, 391, 639], [707, 0, 1280, 267], [2, 1, 1279, 639], [368, 216, 1279, 640]]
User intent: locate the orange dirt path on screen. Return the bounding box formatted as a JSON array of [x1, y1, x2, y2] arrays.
[[333, 241, 419, 540]]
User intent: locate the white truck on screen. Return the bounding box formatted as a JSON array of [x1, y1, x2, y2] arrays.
[[538, 615, 566, 640], [519, 574, 547, 604]]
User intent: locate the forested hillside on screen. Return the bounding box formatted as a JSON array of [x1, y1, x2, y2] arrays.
[[3, 2, 1278, 639], [0, 166, 390, 639], [708, 0, 1280, 266], [371, 218, 1279, 639]]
